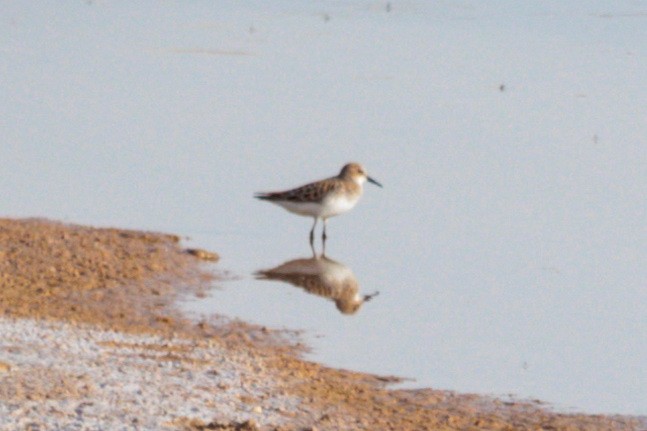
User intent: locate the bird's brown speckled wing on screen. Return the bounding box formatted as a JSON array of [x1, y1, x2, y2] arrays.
[[256, 179, 341, 203]]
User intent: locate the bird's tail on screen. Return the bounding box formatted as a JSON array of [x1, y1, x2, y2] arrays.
[[254, 192, 273, 200]]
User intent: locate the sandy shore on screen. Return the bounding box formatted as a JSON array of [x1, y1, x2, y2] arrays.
[[0, 218, 643, 430]]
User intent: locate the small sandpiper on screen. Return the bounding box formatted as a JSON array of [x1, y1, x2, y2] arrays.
[[255, 162, 382, 246]]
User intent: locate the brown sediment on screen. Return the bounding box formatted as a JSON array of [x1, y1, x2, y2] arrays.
[[0, 217, 285, 348], [0, 217, 206, 334], [0, 218, 642, 430], [263, 354, 640, 431]]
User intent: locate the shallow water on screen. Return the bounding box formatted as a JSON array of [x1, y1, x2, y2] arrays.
[[2, 1, 646, 415]]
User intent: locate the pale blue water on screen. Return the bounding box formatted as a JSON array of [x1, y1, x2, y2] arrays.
[[1, 1, 646, 415]]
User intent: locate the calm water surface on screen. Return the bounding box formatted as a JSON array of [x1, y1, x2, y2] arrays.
[[2, 1, 646, 415]]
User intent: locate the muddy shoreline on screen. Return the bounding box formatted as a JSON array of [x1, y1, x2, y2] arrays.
[[0, 218, 643, 430]]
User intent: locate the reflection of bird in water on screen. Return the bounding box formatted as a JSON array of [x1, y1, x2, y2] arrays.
[[255, 255, 379, 315]]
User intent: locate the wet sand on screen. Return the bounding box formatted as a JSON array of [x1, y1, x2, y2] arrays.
[[0, 218, 643, 430]]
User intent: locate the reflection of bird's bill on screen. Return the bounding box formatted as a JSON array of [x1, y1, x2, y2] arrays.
[[255, 255, 378, 315], [362, 291, 380, 302]]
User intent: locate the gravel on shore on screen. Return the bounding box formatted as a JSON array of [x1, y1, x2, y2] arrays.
[[0, 317, 298, 431]]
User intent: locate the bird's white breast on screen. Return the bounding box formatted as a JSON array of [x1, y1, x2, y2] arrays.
[[320, 193, 360, 218]]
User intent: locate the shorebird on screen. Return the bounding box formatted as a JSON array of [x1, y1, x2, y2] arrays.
[[254, 162, 382, 246]]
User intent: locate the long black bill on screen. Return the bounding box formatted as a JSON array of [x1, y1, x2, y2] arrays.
[[367, 176, 383, 188]]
